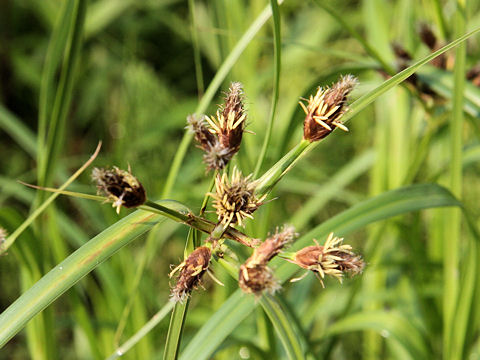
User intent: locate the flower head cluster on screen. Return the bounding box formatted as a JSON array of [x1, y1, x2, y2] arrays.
[[188, 82, 247, 171], [209, 168, 266, 227], [92, 166, 146, 214], [302, 75, 357, 142], [239, 226, 297, 295], [170, 246, 212, 303], [287, 232, 364, 287]]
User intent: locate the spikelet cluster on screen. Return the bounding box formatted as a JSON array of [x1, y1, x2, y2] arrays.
[[288, 232, 364, 287], [302, 75, 357, 142], [239, 226, 297, 295], [92, 166, 146, 214], [188, 82, 247, 171], [209, 168, 266, 227], [170, 246, 212, 303]]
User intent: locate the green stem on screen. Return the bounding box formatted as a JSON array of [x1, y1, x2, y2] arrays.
[[253, 0, 282, 178], [444, 0, 466, 358], [255, 139, 313, 196], [108, 302, 175, 360]]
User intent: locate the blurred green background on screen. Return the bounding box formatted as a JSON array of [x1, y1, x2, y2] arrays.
[[1, 0, 480, 359]]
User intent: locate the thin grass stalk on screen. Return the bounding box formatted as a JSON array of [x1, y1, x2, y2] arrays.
[[253, 0, 281, 178], [313, 0, 395, 74], [444, 0, 467, 358], [37, 0, 87, 191], [107, 302, 175, 360], [188, 0, 204, 98], [340, 25, 480, 125]]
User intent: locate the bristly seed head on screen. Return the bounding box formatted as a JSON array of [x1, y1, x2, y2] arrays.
[[239, 264, 280, 296], [187, 82, 247, 171], [288, 232, 364, 287], [170, 246, 212, 303], [92, 166, 146, 214], [209, 167, 266, 227], [247, 225, 297, 267], [238, 225, 296, 296], [302, 75, 358, 142]]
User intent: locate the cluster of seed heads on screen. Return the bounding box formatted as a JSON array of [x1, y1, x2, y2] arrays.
[[91, 76, 364, 302]]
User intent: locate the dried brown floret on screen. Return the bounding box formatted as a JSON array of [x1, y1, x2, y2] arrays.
[[239, 264, 280, 295], [187, 114, 217, 151], [188, 82, 247, 171], [247, 225, 297, 267], [209, 167, 266, 226], [207, 82, 246, 154], [302, 75, 358, 142], [170, 246, 212, 303], [92, 166, 146, 214], [238, 226, 296, 295], [287, 232, 364, 287]]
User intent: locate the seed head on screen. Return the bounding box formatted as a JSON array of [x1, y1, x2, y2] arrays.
[[288, 233, 364, 287], [170, 246, 212, 303], [238, 226, 296, 295], [209, 82, 246, 153], [92, 166, 146, 214], [247, 225, 297, 267], [188, 82, 247, 171], [302, 75, 358, 142], [209, 167, 266, 226], [239, 264, 280, 296], [187, 114, 217, 151]]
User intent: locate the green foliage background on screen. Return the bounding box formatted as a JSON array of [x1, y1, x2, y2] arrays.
[[1, 0, 480, 359]]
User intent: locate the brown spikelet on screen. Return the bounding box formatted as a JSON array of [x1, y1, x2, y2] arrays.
[[287, 233, 364, 287], [92, 166, 146, 214], [238, 226, 296, 295], [302, 75, 358, 142], [170, 246, 212, 303], [239, 264, 280, 295], [209, 167, 266, 227], [188, 82, 247, 171]]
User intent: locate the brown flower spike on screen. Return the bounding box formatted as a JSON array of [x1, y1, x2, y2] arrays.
[[288, 232, 364, 287], [210, 167, 266, 227], [302, 75, 358, 142], [92, 166, 146, 214], [170, 246, 212, 303], [188, 82, 247, 171], [239, 226, 297, 295]]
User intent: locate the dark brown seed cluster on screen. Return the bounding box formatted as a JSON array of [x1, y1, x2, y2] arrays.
[[302, 75, 358, 142], [170, 246, 212, 303], [188, 82, 247, 171], [239, 226, 296, 295], [288, 233, 364, 287], [209, 168, 266, 226], [92, 166, 146, 214]]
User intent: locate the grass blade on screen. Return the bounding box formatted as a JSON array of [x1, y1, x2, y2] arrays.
[[253, 0, 282, 177], [324, 311, 430, 359], [341, 25, 480, 125], [0, 208, 163, 348], [0, 104, 37, 158], [259, 294, 306, 360]]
